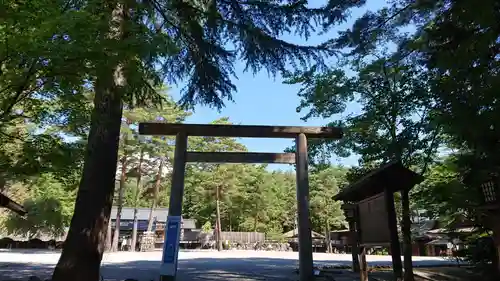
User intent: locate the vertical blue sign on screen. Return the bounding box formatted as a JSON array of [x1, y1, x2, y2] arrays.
[[163, 220, 179, 263], [160, 216, 181, 277]]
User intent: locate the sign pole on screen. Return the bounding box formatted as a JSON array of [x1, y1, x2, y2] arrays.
[[384, 188, 403, 279], [160, 133, 187, 281]]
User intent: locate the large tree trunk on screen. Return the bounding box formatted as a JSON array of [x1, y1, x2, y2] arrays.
[[147, 159, 163, 232], [111, 152, 127, 252], [51, 70, 123, 281], [401, 189, 414, 281], [490, 212, 500, 279], [325, 223, 332, 253], [105, 219, 112, 252], [215, 184, 222, 251], [131, 208, 138, 251], [51, 4, 127, 281], [131, 148, 144, 252]]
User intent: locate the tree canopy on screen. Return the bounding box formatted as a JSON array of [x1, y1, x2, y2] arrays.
[[1, 0, 500, 280]]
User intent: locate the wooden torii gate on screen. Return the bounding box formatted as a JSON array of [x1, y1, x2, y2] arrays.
[[139, 122, 343, 281]]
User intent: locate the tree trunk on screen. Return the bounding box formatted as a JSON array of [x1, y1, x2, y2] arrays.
[[253, 216, 258, 232], [105, 218, 112, 252], [51, 1, 131, 277], [111, 152, 127, 252], [216, 184, 222, 251], [147, 159, 162, 232], [131, 208, 138, 252], [401, 189, 414, 281], [490, 212, 500, 279], [325, 223, 332, 253], [51, 5, 126, 280], [131, 148, 144, 252]]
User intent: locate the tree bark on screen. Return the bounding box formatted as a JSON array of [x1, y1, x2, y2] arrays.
[[325, 223, 332, 253], [105, 218, 112, 252], [216, 184, 222, 251], [401, 189, 414, 281], [111, 152, 127, 252], [51, 3, 127, 280], [490, 212, 500, 279], [131, 148, 144, 252], [147, 159, 163, 232]]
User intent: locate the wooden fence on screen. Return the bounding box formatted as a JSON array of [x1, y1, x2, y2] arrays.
[[220, 232, 265, 243]]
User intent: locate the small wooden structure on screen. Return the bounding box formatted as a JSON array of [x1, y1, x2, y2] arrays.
[[335, 161, 424, 281], [0, 192, 26, 216], [139, 122, 342, 281]]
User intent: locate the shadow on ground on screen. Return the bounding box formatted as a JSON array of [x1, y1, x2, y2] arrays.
[[0, 257, 465, 281]]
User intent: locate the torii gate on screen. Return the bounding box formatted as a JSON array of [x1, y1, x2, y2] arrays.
[[139, 122, 343, 281]]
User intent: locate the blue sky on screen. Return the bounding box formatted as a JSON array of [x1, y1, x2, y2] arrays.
[[170, 0, 385, 170]]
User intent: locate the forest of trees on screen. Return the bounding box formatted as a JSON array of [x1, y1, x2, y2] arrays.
[[0, 100, 349, 246], [0, 0, 499, 281]]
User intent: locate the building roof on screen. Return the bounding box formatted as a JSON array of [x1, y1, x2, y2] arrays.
[[182, 219, 196, 229], [426, 239, 452, 246], [427, 227, 477, 234], [334, 161, 424, 202], [283, 228, 325, 239], [110, 207, 197, 228], [111, 207, 169, 221], [411, 220, 438, 237]]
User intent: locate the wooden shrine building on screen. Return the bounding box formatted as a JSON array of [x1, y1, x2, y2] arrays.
[[334, 161, 424, 281]]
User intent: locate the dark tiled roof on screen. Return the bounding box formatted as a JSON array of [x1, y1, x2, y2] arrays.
[[111, 207, 168, 221], [334, 161, 424, 202], [110, 207, 197, 228], [411, 220, 438, 237], [182, 219, 196, 229]]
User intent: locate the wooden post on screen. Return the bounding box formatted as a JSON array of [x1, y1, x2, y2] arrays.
[[348, 219, 360, 272], [359, 246, 368, 281], [384, 189, 403, 280], [295, 133, 313, 281], [160, 133, 188, 281]]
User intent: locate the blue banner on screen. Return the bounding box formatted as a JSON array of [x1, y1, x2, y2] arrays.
[[163, 220, 180, 264]]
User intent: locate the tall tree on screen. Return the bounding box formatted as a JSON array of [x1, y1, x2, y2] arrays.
[[285, 57, 442, 280], [54, 0, 365, 278], [309, 167, 347, 252]]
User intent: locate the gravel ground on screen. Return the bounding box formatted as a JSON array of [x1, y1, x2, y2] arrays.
[[0, 250, 455, 281]]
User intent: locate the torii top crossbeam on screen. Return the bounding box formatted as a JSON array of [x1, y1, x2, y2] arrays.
[[139, 123, 343, 139]]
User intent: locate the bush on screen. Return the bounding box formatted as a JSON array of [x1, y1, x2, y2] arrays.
[[456, 235, 497, 274]]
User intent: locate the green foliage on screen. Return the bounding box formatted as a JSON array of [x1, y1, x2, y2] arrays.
[[201, 221, 212, 233], [310, 167, 347, 231], [454, 233, 498, 277], [413, 156, 479, 223], [285, 58, 441, 171], [4, 174, 75, 238], [183, 161, 347, 234]]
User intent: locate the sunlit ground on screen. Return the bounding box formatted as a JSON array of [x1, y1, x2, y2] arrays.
[[0, 250, 456, 281]]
